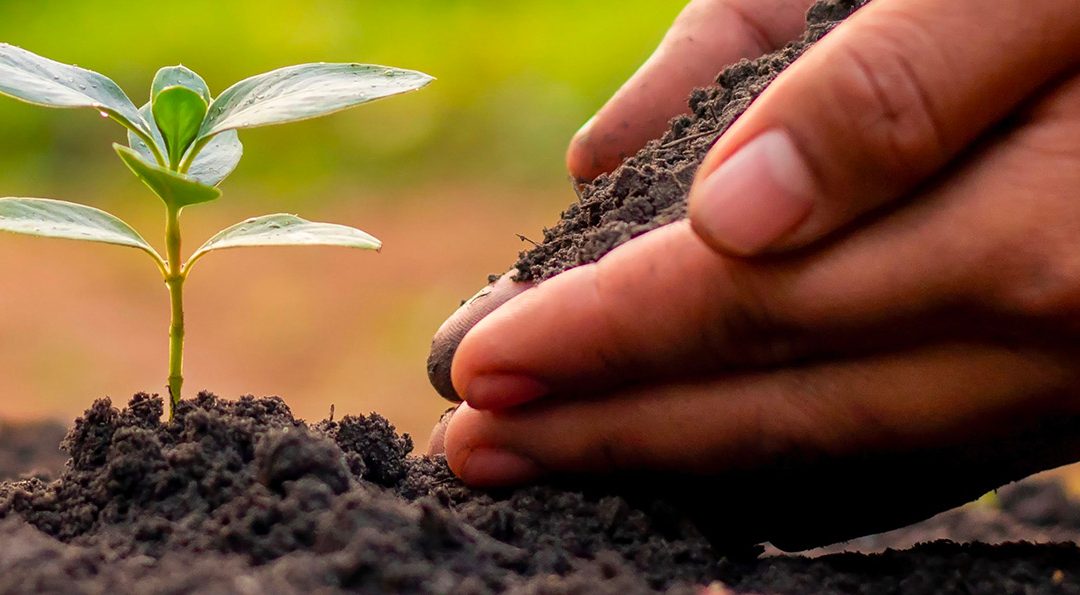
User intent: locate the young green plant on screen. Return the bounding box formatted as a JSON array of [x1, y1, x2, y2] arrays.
[[0, 44, 432, 417]]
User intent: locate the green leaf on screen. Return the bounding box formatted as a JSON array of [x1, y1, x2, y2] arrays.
[[114, 144, 221, 209], [128, 104, 161, 164], [197, 63, 433, 141], [186, 130, 243, 186], [187, 213, 380, 272], [0, 44, 160, 154], [151, 65, 210, 103], [0, 197, 163, 267], [129, 105, 241, 186], [153, 86, 208, 168]]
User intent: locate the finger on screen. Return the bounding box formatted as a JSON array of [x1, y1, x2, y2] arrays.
[[445, 342, 1077, 483], [449, 213, 967, 408], [451, 76, 1080, 408], [686, 0, 1080, 255], [427, 271, 532, 402], [566, 0, 814, 182], [426, 406, 456, 456], [444, 343, 1080, 549]]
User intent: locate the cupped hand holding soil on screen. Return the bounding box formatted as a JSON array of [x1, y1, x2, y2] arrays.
[[428, 0, 820, 403], [430, 0, 1080, 548]]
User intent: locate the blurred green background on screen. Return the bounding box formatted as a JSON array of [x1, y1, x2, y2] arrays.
[[0, 0, 684, 204], [0, 0, 685, 447]]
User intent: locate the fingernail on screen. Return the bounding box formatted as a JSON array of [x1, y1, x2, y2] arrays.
[[464, 374, 548, 409], [427, 406, 457, 456], [461, 447, 542, 486], [691, 129, 815, 255]]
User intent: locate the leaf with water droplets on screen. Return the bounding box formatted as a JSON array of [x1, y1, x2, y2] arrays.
[[127, 104, 160, 164], [187, 213, 380, 272], [186, 130, 242, 186], [114, 144, 221, 209], [0, 44, 160, 153], [196, 63, 432, 142], [0, 197, 163, 266], [151, 65, 211, 103]]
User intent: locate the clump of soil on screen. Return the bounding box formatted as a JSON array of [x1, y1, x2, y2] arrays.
[[513, 0, 866, 281], [1, 394, 1080, 594], [0, 394, 727, 593]]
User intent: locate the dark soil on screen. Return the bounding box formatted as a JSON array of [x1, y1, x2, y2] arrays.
[[1, 394, 1080, 594]]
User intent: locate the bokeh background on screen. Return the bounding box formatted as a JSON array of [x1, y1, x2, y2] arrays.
[[0, 1, 687, 449]]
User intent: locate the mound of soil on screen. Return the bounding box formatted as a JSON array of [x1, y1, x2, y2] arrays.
[[0, 394, 1079, 594]]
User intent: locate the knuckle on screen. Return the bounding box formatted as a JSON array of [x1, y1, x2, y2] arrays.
[[739, 372, 834, 463], [992, 236, 1080, 322], [827, 20, 950, 175], [716, 0, 776, 54], [701, 262, 801, 367], [561, 399, 642, 473], [758, 366, 893, 460], [977, 147, 1080, 322], [595, 438, 634, 473], [588, 262, 646, 373]]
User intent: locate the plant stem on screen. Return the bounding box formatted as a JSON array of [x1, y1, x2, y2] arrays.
[[165, 205, 185, 418]]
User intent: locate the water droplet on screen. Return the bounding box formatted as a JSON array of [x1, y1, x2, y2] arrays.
[[99, 111, 109, 118]]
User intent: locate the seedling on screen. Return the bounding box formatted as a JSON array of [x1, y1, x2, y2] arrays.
[[0, 45, 432, 417]]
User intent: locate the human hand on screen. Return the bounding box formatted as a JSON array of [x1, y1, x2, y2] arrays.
[[428, 0, 818, 401], [429, 0, 1080, 547]]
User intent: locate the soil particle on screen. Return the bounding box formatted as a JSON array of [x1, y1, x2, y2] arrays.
[[512, 0, 866, 281], [316, 412, 414, 486]]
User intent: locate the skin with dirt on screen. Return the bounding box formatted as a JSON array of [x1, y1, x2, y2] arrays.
[[2, 1, 1080, 593]]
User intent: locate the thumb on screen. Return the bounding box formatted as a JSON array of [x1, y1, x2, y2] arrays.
[[688, 0, 1080, 256]]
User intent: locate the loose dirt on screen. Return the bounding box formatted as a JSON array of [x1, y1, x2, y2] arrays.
[[1, 394, 1079, 594]]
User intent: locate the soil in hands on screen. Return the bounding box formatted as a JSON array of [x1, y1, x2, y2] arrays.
[[513, 0, 864, 281]]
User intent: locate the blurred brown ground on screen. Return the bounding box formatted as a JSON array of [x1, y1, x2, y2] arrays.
[[0, 182, 569, 452]]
